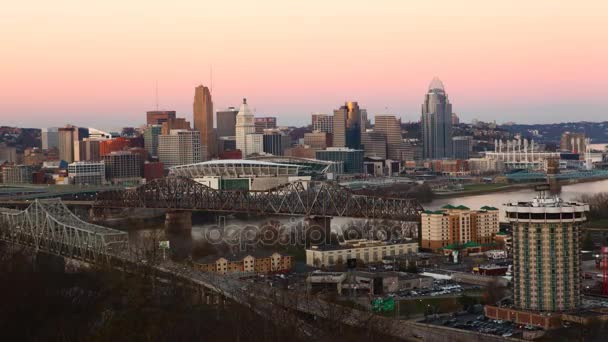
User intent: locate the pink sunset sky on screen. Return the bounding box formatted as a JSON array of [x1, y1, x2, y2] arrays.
[[1, 0, 607, 130]]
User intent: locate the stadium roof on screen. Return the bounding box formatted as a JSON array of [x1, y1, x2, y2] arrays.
[[170, 159, 302, 178]]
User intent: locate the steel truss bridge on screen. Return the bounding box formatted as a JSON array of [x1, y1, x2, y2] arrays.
[[93, 177, 423, 221], [0, 198, 129, 261]]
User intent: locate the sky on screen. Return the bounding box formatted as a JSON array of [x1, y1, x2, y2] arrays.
[[1, 0, 608, 130]]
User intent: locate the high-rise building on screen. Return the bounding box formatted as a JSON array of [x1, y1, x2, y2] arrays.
[[254, 117, 277, 133], [506, 194, 589, 311], [374, 115, 406, 160], [99, 137, 133, 156], [68, 161, 106, 185], [312, 114, 333, 134], [245, 134, 264, 155], [0, 143, 18, 163], [79, 138, 102, 161], [193, 85, 215, 159], [158, 129, 203, 168], [316, 147, 364, 174], [560, 132, 586, 154], [451, 113, 460, 126], [421, 205, 499, 251], [304, 131, 331, 150], [41, 128, 59, 150], [421, 78, 453, 159], [1, 165, 33, 184], [102, 151, 143, 184], [333, 102, 363, 149], [452, 136, 472, 160], [58, 126, 89, 163], [143, 125, 162, 157], [146, 111, 176, 125], [263, 131, 291, 156], [235, 98, 256, 157], [361, 131, 387, 159], [216, 107, 239, 138], [161, 117, 191, 135]]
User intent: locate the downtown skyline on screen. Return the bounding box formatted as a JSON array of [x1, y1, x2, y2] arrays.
[[2, 0, 608, 129]]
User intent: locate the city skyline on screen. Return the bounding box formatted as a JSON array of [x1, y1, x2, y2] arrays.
[[2, 1, 608, 129]]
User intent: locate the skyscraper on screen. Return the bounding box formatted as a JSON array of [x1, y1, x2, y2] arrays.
[[374, 115, 405, 160], [421, 78, 453, 159], [506, 194, 589, 311], [311, 114, 333, 133], [193, 85, 215, 159], [146, 111, 176, 125], [158, 130, 203, 168], [254, 117, 277, 133], [235, 98, 256, 157], [216, 107, 239, 137], [41, 128, 59, 150], [333, 102, 362, 149]]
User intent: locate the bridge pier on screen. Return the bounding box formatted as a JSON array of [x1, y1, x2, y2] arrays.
[[165, 211, 192, 233], [304, 216, 332, 246]]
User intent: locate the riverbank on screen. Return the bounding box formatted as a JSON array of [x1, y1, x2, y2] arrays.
[[434, 176, 608, 199]]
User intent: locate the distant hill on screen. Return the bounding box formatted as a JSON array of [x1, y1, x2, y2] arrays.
[[499, 122, 608, 143]]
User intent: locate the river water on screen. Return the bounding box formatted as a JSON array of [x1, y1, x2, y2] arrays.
[[426, 179, 608, 221]]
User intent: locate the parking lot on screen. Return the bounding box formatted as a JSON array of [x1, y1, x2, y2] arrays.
[[424, 312, 545, 338]]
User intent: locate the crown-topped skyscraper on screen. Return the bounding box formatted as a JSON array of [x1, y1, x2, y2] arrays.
[[421, 77, 453, 159]]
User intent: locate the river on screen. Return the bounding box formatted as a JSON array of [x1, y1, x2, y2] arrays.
[[426, 179, 608, 221]]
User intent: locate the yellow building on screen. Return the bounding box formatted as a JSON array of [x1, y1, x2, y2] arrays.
[[420, 205, 499, 251], [306, 239, 418, 267], [194, 251, 293, 275]]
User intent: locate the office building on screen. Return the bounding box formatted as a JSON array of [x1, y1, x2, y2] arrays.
[[23, 148, 45, 166], [452, 136, 472, 160], [506, 195, 589, 311], [235, 98, 257, 156], [99, 137, 133, 156], [452, 113, 460, 126], [361, 131, 387, 159], [316, 147, 364, 174], [143, 124, 162, 157], [285, 145, 316, 159], [41, 128, 59, 150], [193, 85, 215, 159], [79, 138, 102, 161], [421, 205, 499, 252], [68, 161, 105, 185], [58, 126, 89, 163], [312, 114, 333, 133], [254, 117, 277, 133], [0, 143, 18, 163], [306, 239, 418, 267], [143, 161, 164, 181], [1, 165, 33, 184], [245, 133, 264, 155], [374, 115, 408, 160], [560, 132, 586, 154], [421, 78, 453, 159], [158, 129, 203, 168], [333, 102, 363, 149], [146, 110, 176, 125], [87, 128, 112, 140], [102, 151, 143, 184], [216, 107, 239, 137], [304, 131, 331, 150], [263, 131, 291, 156], [194, 251, 293, 275], [161, 117, 191, 135]]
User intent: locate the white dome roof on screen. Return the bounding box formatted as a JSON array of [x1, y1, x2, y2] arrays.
[[237, 98, 253, 117]]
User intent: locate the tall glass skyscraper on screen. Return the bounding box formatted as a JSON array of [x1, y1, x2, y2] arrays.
[[333, 101, 362, 149], [421, 78, 453, 159], [193, 85, 215, 159]]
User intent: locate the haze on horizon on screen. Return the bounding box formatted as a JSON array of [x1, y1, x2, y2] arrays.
[[1, 0, 607, 130]]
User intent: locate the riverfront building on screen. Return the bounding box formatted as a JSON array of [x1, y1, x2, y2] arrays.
[[420, 205, 500, 252], [194, 251, 293, 275], [506, 195, 589, 312], [306, 239, 418, 267]]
